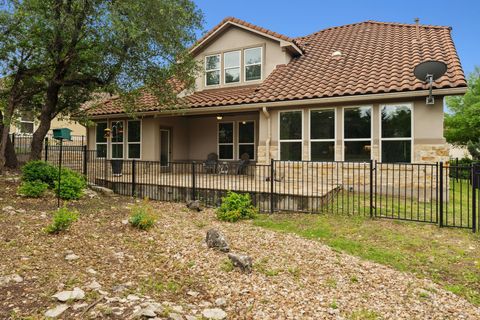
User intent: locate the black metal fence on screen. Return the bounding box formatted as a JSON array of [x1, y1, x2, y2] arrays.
[[10, 133, 86, 155], [43, 147, 480, 232]]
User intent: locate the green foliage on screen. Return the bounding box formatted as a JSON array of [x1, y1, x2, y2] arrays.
[[45, 206, 78, 234], [467, 139, 480, 160], [449, 157, 476, 179], [216, 191, 257, 222], [17, 180, 48, 198], [21, 161, 57, 187], [54, 168, 87, 200], [445, 67, 480, 148], [129, 201, 156, 230]]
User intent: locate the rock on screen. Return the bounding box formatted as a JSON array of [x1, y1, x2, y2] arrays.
[[185, 316, 198, 320], [227, 253, 252, 273], [169, 313, 184, 320], [127, 294, 140, 301], [52, 287, 85, 302], [72, 302, 88, 310], [87, 280, 101, 290], [132, 307, 156, 318], [16, 208, 26, 214], [187, 290, 199, 297], [44, 304, 69, 318], [172, 305, 183, 313], [65, 253, 79, 261], [86, 267, 97, 275], [215, 298, 226, 307], [206, 229, 229, 252], [201, 308, 227, 320], [89, 184, 114, 195], [0, 274, 23, 286], [84, 189, 98, 199], [186, 200, 202, 212], [2, 206, 15, 214], [121, 219, 129, 225]]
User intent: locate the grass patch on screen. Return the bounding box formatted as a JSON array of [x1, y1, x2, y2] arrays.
[[254, 212, 480, 306]]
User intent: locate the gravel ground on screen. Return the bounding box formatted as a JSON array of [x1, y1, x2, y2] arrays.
[[1, 175, 479, 319]]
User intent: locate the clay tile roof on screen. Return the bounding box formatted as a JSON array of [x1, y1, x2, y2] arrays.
[[86, 19, 466, 117]]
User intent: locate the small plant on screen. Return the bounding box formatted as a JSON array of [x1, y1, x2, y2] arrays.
[[220, 258, 234, 272], [45, 206, 78, 234], [216, 191, 257, 222], [17, 180, 49, 198], [21, 160, 57, 187], [54, 168, 87, 200], [129, 201, 156, 230]]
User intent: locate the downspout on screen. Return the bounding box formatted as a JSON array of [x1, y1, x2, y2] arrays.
[[262, 107, 271, 163]]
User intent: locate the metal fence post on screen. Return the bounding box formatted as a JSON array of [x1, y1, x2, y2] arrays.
[[472, 163, 478, 233], [270, 158, 274, 214], [191, 162, 196, 201], [369, 159, 374, 218], [82, 145, 88, 176], [11, 134, 15, 149], [439, 161, 444, 228], [132, 159, 136, 197], [44, 137, 49, 162]]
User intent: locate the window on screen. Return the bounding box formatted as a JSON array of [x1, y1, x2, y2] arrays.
[[279, 111, 302, 161], [96, 122, 107, 158], [244, 47, 262, 81], [310, 109, 335, 161], [111, 121, 124, 159], [238, 121, 255, 160], [19, 116, 34, 134], [224, 51, 240, 84], [344, 106, 371, 161], [205, 54, 220, 86], [381, 104, 412, 163], [218, 122, 234, 160], [127, 120, 141, 159]]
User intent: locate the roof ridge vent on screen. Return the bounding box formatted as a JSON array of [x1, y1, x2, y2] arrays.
[[331, 50, 343, 59]]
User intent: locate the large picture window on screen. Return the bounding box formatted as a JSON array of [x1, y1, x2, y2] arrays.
[[381, 104, 412, 163], [344, 106, 371, 161], [310, 109, 335, 161], [111, 121, 124, 159], [244, 47, 262, 81], [238, 121, 255, 160], [224, 51, 240, 84], [205, 54, 220, 86], [96, 122, 107, 158], [279, 111, 302, 161], [127, 120, 141, 159], [218, 122, 234, 160]]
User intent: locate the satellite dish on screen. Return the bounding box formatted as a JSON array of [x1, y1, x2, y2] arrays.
[[413, 60, 447, 105], [414, 60, 447, 82]]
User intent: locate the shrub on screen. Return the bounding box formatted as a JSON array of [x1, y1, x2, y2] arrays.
[[45, 206, 78, 234], [54, 168, 87, 200], [129, 201, 156, 230], [17, 180, 49, 198], [21, 161, 57, 187], [216, 191, 257, 222]]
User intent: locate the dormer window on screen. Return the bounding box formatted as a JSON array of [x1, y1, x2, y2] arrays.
[[224, 51, 240, 84], [244, 47, 262, 81], [205, 54, 221, 86]]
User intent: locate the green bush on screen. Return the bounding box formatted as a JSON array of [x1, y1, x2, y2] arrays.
[[45, 206, 78, 234], [17, 180, 49, 198], [449, 157, 476, 179], [54, 168, 87, 200], [129, 201, 156, 230], [21, 161, 57, 187], [216, 191, 257, 222]]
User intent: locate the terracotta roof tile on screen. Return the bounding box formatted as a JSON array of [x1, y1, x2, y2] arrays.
[[86, 19, 466, 116]]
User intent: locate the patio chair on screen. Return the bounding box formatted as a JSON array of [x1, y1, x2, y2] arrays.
[[203, 153, 218, 173], [236, 153, 250, 175]]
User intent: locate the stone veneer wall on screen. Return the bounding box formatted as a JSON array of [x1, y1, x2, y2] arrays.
[[413, 144, 450, 163]]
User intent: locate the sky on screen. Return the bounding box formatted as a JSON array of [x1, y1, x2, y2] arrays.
[[195, 0, 479, 76]]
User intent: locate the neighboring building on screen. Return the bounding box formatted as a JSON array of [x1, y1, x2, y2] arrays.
[[83, 18, 467, 164], [448, 144, 472, 159], [12, 114, 86, 137]]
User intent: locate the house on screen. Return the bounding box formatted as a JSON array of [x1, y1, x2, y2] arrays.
[[12, 113, 86, 137], [83, 17, 467, 165]]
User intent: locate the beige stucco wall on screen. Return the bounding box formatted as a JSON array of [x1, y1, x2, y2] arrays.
[[192, 25, 292, 91], [11, 117, 86, 136]]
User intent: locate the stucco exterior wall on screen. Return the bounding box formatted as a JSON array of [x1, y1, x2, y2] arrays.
[[193, 26, 292, 91]]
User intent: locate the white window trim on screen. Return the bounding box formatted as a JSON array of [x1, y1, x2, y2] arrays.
[[18, 118, 35, 135], [95, 121, 108, 158], [127, 120, 142, 160], [217, 121, 235, 160], [110, 120, 125, 159], [278, 110, 304, 161], [342, 106, 373, 162], [224, 50, 241, 85], [237, 120, 256, 160], [379, 102, 414, 163], [244, 47, 262, 82], [205, 53, 221, 87], [309, 108, 337, 162]]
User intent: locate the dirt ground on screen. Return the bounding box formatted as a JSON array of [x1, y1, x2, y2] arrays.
[[1, 171, 480, 319]]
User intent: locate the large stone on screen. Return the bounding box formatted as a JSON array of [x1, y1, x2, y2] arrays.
[[186, 200, 202, 212], [202, 308, 227, 320], [227, 253, 252, 273], [44, 304, 69, 318], [65, 253, 79, 261], [206, 229, 229, 253], [52, 287, 85, 302]]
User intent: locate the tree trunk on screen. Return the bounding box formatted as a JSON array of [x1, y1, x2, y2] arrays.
[[0, 99, 16, 173], [29, 114, 51, 161], [5, 135, 18, 169]]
